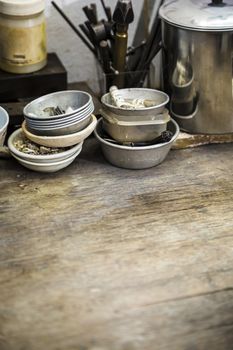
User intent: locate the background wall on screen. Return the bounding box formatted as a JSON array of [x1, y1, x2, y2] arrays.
[[45, 0, 143, 92]]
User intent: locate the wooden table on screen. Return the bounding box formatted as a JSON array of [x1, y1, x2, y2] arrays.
[[0, 140, 233, 350]]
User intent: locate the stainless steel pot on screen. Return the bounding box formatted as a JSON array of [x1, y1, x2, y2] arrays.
[[94, 117, 180, 170], [159, 0, 233, 134]]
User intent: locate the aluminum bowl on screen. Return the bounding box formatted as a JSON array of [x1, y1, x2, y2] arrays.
[[101, 108, 170, 143], [26, 114, 92, 136], [25, 101, 94, 126], [0, 106, 9, 146], [101, 88, 169, 118], [94, 118, 179, 170], [24, 90, 93, 120]]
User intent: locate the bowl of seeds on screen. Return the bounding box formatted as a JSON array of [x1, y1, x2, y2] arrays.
[[8, 128, 83, 172]]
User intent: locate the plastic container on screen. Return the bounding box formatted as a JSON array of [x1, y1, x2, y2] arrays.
[[0, 0, 47, 74]]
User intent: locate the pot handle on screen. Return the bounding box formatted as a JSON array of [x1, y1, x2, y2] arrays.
[[208, 0, 225, 6], [100, 108, 170, 126]]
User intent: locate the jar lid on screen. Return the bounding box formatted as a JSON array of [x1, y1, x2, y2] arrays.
[[159, 0, 233, 32], [0, 0, 45, 16]]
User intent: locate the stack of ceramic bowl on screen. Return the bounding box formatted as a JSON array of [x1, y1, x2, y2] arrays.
[[94, 88, 180, 169], [8, 129, 83, 173], [7, 90, 97, 172]]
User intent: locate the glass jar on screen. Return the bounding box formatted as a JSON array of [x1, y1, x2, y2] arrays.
[[0, 0, 47, 74]]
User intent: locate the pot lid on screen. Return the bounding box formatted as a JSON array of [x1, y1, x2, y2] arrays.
[[159, 0, 233, 31]]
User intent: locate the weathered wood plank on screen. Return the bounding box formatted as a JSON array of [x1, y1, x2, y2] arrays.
[[0, 141, 233, 350], [173, 131, 233, 149]]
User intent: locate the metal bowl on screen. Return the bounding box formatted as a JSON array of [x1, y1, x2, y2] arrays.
[[101, 108, 170, 143], [101, 88, 169, 118], [24, 90, 93, 120], [94, 118, 179, 169], [0, 106, 9, 146], [26, 114, 92, 136], [25, 101, 94, 125]]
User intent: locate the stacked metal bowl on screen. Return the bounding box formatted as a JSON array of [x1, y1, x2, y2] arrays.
[[100, 88, 171, 144], [94, 87, 179, 169], [24, 90, 95, 136]]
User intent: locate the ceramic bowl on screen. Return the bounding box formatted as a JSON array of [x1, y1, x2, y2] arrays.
[[22, 114, 97, 148], [12, 148, 82, 172], [94, 117, 179, 170], [0, 106, 9, 146], [8, 128, 83, 163]]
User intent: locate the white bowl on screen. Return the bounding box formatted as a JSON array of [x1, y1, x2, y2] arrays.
[[8, 128, 83, 163], [12, 148, 82, 172], [0, 106, 9, 146]]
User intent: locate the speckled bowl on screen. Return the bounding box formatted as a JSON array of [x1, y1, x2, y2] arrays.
[[12, 150, 81, 172], [21, 115, 97, 148], [8, 128, 83, 164]]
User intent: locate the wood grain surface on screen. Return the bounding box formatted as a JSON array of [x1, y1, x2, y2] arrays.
[[0, 139, 233, 350], [173, 131, 233, 149]]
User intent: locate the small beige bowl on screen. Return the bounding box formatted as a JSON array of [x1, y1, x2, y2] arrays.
[[22, 114, 97, 148]]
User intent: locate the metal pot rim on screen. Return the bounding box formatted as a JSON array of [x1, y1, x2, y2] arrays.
[[101, 88, 169, 112], [161, 19, 233, 32], [159, 0, 233, 32]]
